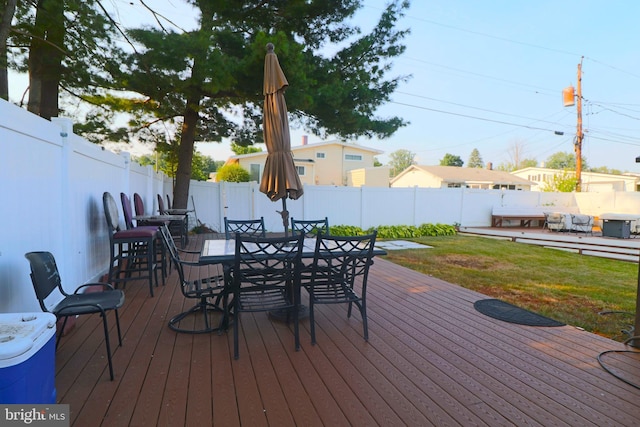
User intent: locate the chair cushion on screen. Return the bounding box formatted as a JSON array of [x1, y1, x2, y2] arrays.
[[114, 228, 157, 239]]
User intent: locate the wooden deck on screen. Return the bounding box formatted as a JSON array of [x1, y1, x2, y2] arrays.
[[55, 234, 640, 426]]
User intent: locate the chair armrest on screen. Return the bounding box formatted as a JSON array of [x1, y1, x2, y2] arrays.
[[177, 247, 200, 255]]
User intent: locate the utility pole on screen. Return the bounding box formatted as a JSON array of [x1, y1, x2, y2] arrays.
[[575, 57, 584, 192]]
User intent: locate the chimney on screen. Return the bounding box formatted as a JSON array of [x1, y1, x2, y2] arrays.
[[486, 162, 493, 170], [301, 135, 308, 145]]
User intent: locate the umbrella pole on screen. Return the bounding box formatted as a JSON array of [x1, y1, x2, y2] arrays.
[[282, 196, 289, 237]]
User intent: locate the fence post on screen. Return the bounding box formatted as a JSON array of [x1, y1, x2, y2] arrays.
[[51, 117, 73, 287]]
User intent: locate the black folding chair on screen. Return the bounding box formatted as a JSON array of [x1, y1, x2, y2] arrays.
[[25, 251, 125, 380]]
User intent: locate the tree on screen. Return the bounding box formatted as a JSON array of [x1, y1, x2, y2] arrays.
[[541, 170, 578, 192], [10, 1, 118, 117], [388, 148, 416, 176], [505, 138, 527, 171], [216, 163, 250, 183], [544, 151, 588, 170], [440, 153, 463, 167], [0, 0, 18, 99], [588, 165, 623, 175], [87, 0, 410, 209], [467, 148, 484, 168], [231, 142, 262, 155]]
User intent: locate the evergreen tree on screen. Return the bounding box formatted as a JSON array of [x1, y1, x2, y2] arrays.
[[467, 148, 484, 168], [90, 0, 411, 208]]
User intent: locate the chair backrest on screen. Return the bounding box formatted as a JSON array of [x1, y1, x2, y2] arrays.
[[233, 234, 304, 290], [120, 192, 135, 229], [291, 217, 329, 238], [545, 212, 564, 224], [224, 217, 266, 240], [133, 193, 145, 216], [158, 224, 186, 283], [103, 192, 122, 233], [311, 231, 378, 292], [571, 214, 592, 226], [24, 251, 64, 312], [157, 194, 167, 215], [166, 194, 172, 210]]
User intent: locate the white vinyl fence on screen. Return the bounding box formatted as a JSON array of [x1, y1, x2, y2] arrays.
[[3, 99, 640, 313]]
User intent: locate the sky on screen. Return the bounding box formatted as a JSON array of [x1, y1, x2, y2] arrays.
[[9, 1, 640, 172]]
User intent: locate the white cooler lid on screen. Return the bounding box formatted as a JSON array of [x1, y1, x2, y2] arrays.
[[0, 312, 57, 361]]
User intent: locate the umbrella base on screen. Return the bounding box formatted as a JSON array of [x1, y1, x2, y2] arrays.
[[269, 305, 309, 322]]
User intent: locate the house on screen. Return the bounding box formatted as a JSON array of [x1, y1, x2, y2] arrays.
[[223, 138, 385, 186], [511, 167, 640, 192], [390, 165, 535, 190]]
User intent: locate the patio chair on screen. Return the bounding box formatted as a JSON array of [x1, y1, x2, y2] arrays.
[[306, 231, 377, 344], [291, 217, 329, 237], [224, 217, 266, 240], [291, 217, 330, 281], [121, 192, 168, 281], [157, 193, 189, 245], [228, 233, 304, 359], [159, 225, 228, 334], [135, 192, 187, 247], [24, 251, 125, 380], [543, 212, 565, 232], [104, 191, 161, 296], [570, 214, 593, 235]]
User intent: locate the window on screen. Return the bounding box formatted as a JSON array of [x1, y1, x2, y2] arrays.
[[296, 166, 305, 176], [345, 154, 362, 161], [250, 164, 260, 182], [316, 152, 325, 159]]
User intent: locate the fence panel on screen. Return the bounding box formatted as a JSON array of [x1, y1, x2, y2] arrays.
[[6, 99, 640, 312]]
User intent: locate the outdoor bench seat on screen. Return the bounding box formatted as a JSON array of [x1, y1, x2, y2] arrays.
[[491, 206, 546, 228]]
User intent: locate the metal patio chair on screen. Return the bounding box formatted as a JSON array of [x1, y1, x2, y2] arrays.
[[228, 233, 304, 359], [306, 231, 377, 344], [25, 251, 125, 380]]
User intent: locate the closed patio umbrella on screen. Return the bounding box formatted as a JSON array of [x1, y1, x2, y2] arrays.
[[259, 43, 303, 236]]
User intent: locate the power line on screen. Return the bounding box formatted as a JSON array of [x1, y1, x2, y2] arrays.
[[389, 100, 563, 133], [395, 91, 571, 128]]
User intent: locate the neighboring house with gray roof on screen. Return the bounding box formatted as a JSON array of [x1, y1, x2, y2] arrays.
[[390, 165, 535, 190]]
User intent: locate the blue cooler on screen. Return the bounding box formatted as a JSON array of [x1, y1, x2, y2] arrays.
[[0, 312, 57, 404]]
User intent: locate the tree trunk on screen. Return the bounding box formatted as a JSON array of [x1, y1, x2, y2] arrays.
[[27, 0, 64, 119], [0, 0, 18, 100], [173, 97, 200, 209]]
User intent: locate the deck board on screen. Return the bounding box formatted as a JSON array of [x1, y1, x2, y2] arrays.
[[53, 233, 640, 426]]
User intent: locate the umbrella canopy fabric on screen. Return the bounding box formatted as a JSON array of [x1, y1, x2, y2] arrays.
[[259, 43, 303, 202]]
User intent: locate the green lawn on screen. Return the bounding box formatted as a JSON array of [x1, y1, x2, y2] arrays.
[[382, 234, 638, 342]]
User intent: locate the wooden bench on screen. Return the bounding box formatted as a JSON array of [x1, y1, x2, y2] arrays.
[[491, 207, 546, 228]]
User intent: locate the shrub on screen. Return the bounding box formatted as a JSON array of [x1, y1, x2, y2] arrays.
[[216, 163, 250, 182], [328, 223, 457, 238]]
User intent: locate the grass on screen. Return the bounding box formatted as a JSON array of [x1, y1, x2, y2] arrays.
[[382, 234, 638, 342]]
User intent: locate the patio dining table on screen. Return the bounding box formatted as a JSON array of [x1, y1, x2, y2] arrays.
[[199, 236, 387, 323], [199, 237, 387, 264]]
